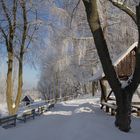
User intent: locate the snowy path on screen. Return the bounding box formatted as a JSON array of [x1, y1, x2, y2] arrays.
[[0, 97, 140, 140]]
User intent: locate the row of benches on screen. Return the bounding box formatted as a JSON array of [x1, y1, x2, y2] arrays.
[[0, 103, 55, 129], [101, 102, 140, 116]]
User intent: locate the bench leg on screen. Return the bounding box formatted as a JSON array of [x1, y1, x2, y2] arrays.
[[24, 116, 26, 123], [111, 109, 115, 116], [38, 108, 42, 115], [137, 109, 140, 116], [101, 104, 104, 109], [14, 119, 16, 126], [106, 106, 109, 113], [41, 108, 44, 114]]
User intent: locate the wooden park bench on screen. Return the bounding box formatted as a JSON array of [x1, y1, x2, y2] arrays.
[[36, 106, 48, 115], [101, 102, 117, 116], [48, 103, 55, 110], [17, 109, 35, 123], [132, 104, 140, 116], [101, 102, 140, 117], [0, 114, 17, 128]]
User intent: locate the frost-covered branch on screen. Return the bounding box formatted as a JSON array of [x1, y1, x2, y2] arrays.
[[108, 0, 136, 24]]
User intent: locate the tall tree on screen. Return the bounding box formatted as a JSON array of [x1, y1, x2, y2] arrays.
[[83, 0, 140, 132], [0, 0, 37, 115]]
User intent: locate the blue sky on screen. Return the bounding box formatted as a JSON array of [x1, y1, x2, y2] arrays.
[[23, 64, 39, 89], [0, 59, 39, 89]]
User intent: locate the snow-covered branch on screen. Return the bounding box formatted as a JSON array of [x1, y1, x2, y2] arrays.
[[108, 0, 136, 24]]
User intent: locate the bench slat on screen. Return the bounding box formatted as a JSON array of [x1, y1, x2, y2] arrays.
[[17, 109, 35, 123], [0, 114, 17, 128], [102, 102, 140, 117], [132, 105, 140, 116], [101, 102, 117, 115]]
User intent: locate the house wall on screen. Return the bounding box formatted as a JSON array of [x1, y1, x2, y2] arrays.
[[115, 50, 135, 80]]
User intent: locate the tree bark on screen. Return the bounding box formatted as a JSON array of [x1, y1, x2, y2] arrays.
[[108, 0, 136, 24], [91, 81, 95, 96], [100, 80, 107, 103], [115, 89, 132, 132], [6, 51, 14, 115], [116, 3, 140, 132], [83, 84, 87, 94], [13, 0, 27, 114], [14, 56, 23, 114]]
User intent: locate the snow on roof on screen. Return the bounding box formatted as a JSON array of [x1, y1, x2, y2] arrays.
[[22, 95, 34, 102], [87, 42, 138, 82], [112, 42, 138, 66], [72, 37, 93, 40]]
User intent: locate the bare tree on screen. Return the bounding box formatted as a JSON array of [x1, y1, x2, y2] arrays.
[[0, 0, 38, 115]]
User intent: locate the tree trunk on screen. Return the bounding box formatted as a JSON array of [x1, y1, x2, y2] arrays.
[[100, 80, 107, 103], [83, 84, 87, 94], [115, 91, 132, 132], [92, 82, 95, 96], [14, 57, 23, 114], [6, 51, 14, 115], [115, 3, 140, 132]]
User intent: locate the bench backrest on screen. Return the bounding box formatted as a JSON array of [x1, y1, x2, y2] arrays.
[[0, 114, 17, 124], [101, 102, 117, 109], [48, 104, 54, 109], [23, 109, 35, 115], [132, 105, 140, 109]]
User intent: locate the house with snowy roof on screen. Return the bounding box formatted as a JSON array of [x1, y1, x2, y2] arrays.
[[22, 95, 34, 106], [87, 42, 138, 102]]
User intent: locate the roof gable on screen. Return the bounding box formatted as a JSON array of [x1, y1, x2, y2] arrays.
[[22, 95, 34, 102]]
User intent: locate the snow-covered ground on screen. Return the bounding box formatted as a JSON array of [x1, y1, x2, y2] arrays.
[[0, 95, 140, 140]]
